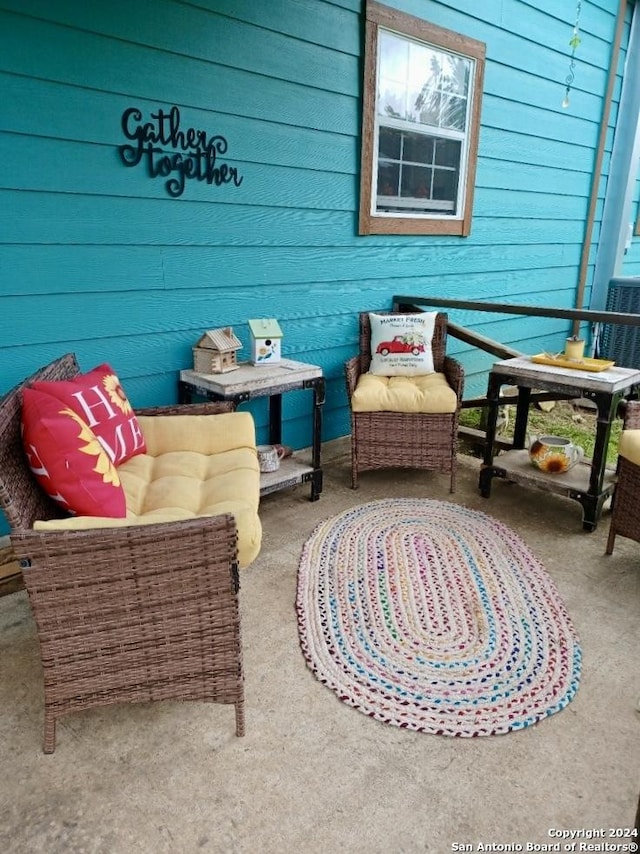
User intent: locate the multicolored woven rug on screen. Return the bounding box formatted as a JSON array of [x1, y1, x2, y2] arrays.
[[296, 499, 581, 736]]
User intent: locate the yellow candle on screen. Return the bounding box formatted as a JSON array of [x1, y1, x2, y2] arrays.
[[565, 338, 585, 361]]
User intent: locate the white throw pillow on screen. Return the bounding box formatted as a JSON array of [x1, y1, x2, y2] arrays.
[[368, 312, 437, 376]]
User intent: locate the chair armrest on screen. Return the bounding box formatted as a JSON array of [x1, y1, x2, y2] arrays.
[[12, 515, 240, 594], [344, 355, 363, 398], [443, 356, 465, 403], [135, 401, 235, 417], [623, 399, 640, 430]]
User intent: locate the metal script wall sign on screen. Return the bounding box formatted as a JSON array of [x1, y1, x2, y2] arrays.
[[119, 105, 244, 198]]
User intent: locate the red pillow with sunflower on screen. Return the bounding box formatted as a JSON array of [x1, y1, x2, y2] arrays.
[[21, 387, 126, 517], [31, 363, 146, 465]]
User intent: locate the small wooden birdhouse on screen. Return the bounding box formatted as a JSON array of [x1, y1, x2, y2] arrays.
[[193, 326, 242, 373], [248, 318, 283, 366]]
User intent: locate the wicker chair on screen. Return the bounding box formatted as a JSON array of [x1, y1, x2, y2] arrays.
[[606, 399, 640, 554], [344, 311, 464, 492], [0, 354, 249, 752]]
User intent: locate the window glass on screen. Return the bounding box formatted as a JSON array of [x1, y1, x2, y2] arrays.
[[434, 138, 460, 168], [403, 132, 434, 165], [378, 127, 402, 160], [376, 37, 469, 217], [380, 32, 471, 132]]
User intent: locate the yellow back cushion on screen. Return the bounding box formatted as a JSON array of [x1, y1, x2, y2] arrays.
[[138, 412, 256, 456]]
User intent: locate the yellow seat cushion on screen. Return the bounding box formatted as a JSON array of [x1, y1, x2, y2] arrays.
[[618, 428, 640, 467], [351, 372, 457, 414], [33, 412, 262, 568]]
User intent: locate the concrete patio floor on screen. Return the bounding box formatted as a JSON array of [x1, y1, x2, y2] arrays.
[[0, 440, 638, 853]]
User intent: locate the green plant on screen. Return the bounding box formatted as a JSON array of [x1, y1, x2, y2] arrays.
[[459, 400, 622, 466]]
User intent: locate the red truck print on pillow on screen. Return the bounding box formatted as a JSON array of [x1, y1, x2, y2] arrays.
[[375, 333, 426, 357]]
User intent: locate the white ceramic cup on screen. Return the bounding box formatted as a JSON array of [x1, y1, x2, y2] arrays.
[[257, 444, 285, 473]]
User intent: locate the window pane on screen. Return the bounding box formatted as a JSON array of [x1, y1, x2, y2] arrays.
[[445, 53, 471, 95], [402, 131, 433, 165], [416, 92, 441, 127], [406, 43, 438, 123], [439, 55, 471, 130], [379, 31, 408, 84], [412, 50, 471, 131], [378, 30, 472, 130], [378, 78, 405, 119], [433, 168, 459, 203], [378, 126, 402, 160], [377, 162, 399, 197], [375, 126, 460, 212], [401, 165, 432, 200], [434, 137, 461, 168], [379, 31, 409, 119], [440, 93, 467, 131]]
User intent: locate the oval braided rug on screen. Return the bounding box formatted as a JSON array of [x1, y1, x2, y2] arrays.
[[296, 499, 581, 736]]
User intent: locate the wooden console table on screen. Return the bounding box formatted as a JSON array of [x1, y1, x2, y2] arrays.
[[179, 359, 325, 501], [479, 357, 640, 531]]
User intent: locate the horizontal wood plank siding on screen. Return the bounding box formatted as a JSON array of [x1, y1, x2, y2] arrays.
[[0, 0, 628, 494], [622, 170, 640, 274]]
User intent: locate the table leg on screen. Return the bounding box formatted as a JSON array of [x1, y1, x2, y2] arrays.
[[310, 377, 325, 501], [268, 395, 282, 445], [479, 373, 503, 497], [588, 390, 619, 497], [481, 373, 503, 467], [574, 389, 621, 531], [578, 493, 611, 532], [178, 381, 192, 404], [512, 386, 532, 449]]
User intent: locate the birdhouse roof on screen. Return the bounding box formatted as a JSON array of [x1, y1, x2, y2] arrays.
[[248, 318, 283, 339], [197, 327, 242, 351]]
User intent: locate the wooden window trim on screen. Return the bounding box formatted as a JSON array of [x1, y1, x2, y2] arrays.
[[359, 0, 486, 237]]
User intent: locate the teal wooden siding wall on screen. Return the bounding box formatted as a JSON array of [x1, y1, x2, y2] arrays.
[[622, 172, 640, 275], [0, 1, 628, 461]]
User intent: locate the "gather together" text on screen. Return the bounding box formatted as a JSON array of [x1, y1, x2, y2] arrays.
[[119, 105, 244, 198]]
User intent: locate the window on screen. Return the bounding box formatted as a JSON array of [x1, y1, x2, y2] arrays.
[[359, 1, 486, 236]]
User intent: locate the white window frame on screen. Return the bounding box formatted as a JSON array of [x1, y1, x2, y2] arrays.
[[359, 1, 486, 236]]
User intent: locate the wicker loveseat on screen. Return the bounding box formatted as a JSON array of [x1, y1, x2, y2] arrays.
[[0, 354, 261, 752]]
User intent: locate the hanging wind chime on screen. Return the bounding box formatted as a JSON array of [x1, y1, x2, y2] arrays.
[[562, 0, 583, 108]]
